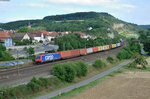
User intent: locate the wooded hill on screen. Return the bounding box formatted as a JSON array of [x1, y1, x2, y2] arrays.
[[0, 12, 142, 38]]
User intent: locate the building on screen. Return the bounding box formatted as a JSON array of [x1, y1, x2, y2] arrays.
[[46, 32, 59, 42], [13, 33, 30, 41], [28, 31, 45, 42], [0, 31, 12, 47]]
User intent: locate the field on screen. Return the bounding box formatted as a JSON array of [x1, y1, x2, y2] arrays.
[[71, 57, 150, 99], [72, 71, 150, 99]]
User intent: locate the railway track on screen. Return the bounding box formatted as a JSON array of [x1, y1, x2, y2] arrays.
[[0, 46, 124, 86]]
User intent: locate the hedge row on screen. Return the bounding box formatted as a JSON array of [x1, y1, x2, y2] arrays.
[[0, 77, 62, 99], [53, 61, 88, 82]]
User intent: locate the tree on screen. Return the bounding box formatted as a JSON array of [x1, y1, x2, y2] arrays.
[[27, 47, 34, 57], [18, 27, 29, 33], [134, 54, 148, 69], [143, 37, 150, 54]]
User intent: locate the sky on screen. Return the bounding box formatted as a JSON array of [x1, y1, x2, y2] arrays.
[[0, 0, 149, 25]]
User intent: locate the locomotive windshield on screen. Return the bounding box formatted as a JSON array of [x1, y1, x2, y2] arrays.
[[36, 56, 41, 59]]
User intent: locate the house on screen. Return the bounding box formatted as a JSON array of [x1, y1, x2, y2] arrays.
[[13, 33, 30, 41], [0, 31, 12, 47], [28, 31, 45, 42], [46, 32, 59, 42]]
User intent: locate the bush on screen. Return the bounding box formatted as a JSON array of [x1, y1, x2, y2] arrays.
[[75, 61, 87, 76], [128, 61, 137, 68], [107, 56, 114, 63], [93, 59, 105, 68], [37, 77, 49, 88], [117, 49, 132, 60], [64, 63, 76, 82], [27, 77, 40, 92], [134, 54, 148, 69], [53, 64, 66, 81]]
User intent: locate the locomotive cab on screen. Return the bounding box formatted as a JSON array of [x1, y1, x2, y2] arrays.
[[35, 55, 42, 64]]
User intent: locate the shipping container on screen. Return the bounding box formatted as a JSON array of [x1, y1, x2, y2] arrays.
[[118, 43, 121, 46], [57, 50, 71, 59], [87, 48, 93, 54], [116, 43, 119, 47], [70, 49, 80, 57], [98, 46, 103, 51], [93, 47, 99, 52], [109, 45, 112, 49], [106, 45, 110, 50], [41, 53, 60, 62], [102, 46, 107, 50], [80, 49, 87, 55], [112, 44, 116, 48]]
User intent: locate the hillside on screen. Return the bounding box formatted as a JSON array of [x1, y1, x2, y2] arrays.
[[0, 12, 142, 38], [139, 25, 150, 29]]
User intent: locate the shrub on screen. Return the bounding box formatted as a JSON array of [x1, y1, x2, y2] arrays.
[[93, 59, 105, 68], [128, 61, 137, 68], [64, 63, 76, 82], [27, 77, 40, 92], [53, 62, 77, 82], [117, 49, 132, 60], [134, 54, 148, 69], [37, 77, 49, 88], [107, 56, 114, 63], [75, 61, 87, 76], [52, 64, 66, 81]]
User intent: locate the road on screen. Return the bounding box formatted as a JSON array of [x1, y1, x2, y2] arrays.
[[36, 60, 132, 99]]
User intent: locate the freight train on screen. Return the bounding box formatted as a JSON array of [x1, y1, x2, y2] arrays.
[[35, 42, 123, 64]]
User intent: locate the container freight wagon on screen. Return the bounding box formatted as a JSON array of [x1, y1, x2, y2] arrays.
[[92, 47, 99, 53], [57, 50, 71, 59], [102, 46, 107, 50], [70, 49, 80, 57], [87, 48, 93, 54], [35, 53, 60, 63], [80, 49, 87, 55], [98, 46, 103, 51], [116, 43, 119, 47], [112, 44, 116, 48], [106, 45, 110, 50], [109, 45, 112, 49]]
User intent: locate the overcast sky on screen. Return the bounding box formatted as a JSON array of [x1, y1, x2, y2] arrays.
[[0, 0, 149, 25]]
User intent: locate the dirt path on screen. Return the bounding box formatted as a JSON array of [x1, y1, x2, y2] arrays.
[[72, 71, 150, 99]]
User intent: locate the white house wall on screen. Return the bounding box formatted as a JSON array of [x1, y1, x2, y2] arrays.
[[22, 34, 30, 40]]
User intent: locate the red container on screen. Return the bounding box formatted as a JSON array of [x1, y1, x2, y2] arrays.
[[57, 50, 71, 59], [80, 49, 87, 55], [109, 45, 112, 49], [93, 47, 99, 52], [70, 49, 80, 57]]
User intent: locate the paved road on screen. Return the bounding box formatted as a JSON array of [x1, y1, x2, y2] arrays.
[[36, 60, 132, 99]]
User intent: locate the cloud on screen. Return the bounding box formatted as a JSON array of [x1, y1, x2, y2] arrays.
[[62, 8, 88, 12], [25, 3, 53, 8], [42, 0, 121, 5], [107, 4, 136, 9]]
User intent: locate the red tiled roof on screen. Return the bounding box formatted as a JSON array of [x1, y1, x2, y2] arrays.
[[48, 33, 58, 37], [0, 31, 11, 42], [39, 30, 49, 35], [0, 31, 11, 38]]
